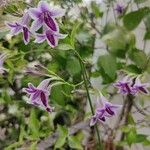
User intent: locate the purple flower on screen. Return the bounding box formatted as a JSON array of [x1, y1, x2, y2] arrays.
[[90, 108, 106, 126], [101, 95, 122, 116], [28, 1, 65, 32], [115, 4, 125, 15], [90, 95, 122, 126], [113, 76, 132, 95], [0, 53, 8, 74], [23, 78, 54, 112], [131, 77, 149, 95], [6, 12, 31, 45], [34, 28, 67, 48]]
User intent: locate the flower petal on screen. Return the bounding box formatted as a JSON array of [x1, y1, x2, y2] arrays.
[[139, 86, 149, 94], [38, 1, 50, 12], [50, 7, 65, 17], [6, 22, 17, 28], [20, 12, 31, 25], [45, 30, 58, 48], [28, 8, 41, 19], [30, 19, 43, 32], [22, 27, 30, 45], [6, 22, 22, 35], [31, 91, 41, 101], [44, 16, 59, 32], [40, 92, 48, 107], [28, 83, 36, 90], [90, 115, 98, 126], [37, 78, 51, 91], [34, 33, 46, 43], [98, 116, 106, 122]]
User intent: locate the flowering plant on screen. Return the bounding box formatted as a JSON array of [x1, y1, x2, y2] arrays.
[[0, 0, 150, 149]]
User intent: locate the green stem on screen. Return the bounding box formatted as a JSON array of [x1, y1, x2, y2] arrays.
[[74, 49, 103, 150]]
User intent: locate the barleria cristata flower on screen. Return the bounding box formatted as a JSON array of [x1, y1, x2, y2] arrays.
[[90, 94, 122, 126], [34, 28, 67, 48], [6, 12, 31, 45], [113, 76, 132, 95], [131, 77, 149, 95], [23, 78, 54, 112], [28, 1, 65, 32]]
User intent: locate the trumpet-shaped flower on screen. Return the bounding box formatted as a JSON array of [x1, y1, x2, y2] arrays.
[[0, 53, 8, 74], [131, 77, 149, 95], [113, 76, 132, 95], [34, 28, 67, 48], [90, 95, 122, 126], [6, 12, 31, 45], [28, 1, 65, 32], [23, 79, 54, 112]]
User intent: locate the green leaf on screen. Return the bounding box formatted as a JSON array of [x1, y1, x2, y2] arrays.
[[144, 30, 150, 39], [98, 54, 117, 80], [129, 49, 147, 69], [68, 136, 83, 150], [146, 58, 150, 73], [126, 130, 137, 146], [136, 134, 147, 143], [123, 7, 150, 30], [125, 64, 142, 74], [102, 28, 132, 58], [55, 125, 68, 149], [66, 57, 81, 76], [57, 43, 74, 51], [51, 85, 65, 106]]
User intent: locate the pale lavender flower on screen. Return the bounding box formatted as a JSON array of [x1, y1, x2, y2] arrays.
[[115, 4, 125, 15], [0, 53, 8, 74], [101, 95, 122, 116], [34, 28, 67, 48], [113, 76, 132, 95], [28, 1, 65, 32], [90, 108, 106, 126], [131, 77, 149, 95], [23, 79, 54, 112], [6, 12, 31, 45], [90, 95, 122, 126]]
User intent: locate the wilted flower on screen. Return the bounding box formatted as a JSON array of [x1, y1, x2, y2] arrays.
[[23, 79, 54, 112], [113, 76, 132, 95], [34, 28, 67, 48], [131, 77, 149, 95], [90, 94, 122, 126], [28, 1, 65, 32], [115, 4, 125, 15], [6, 12, 31, 45], [0, 53, 8, 74]]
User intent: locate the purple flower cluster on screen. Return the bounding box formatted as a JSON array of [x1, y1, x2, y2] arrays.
[[90, 94, 121, 126], [114, 76, 149, 95], [23, 78, 54, 113], [6, 1, 67, 48]]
